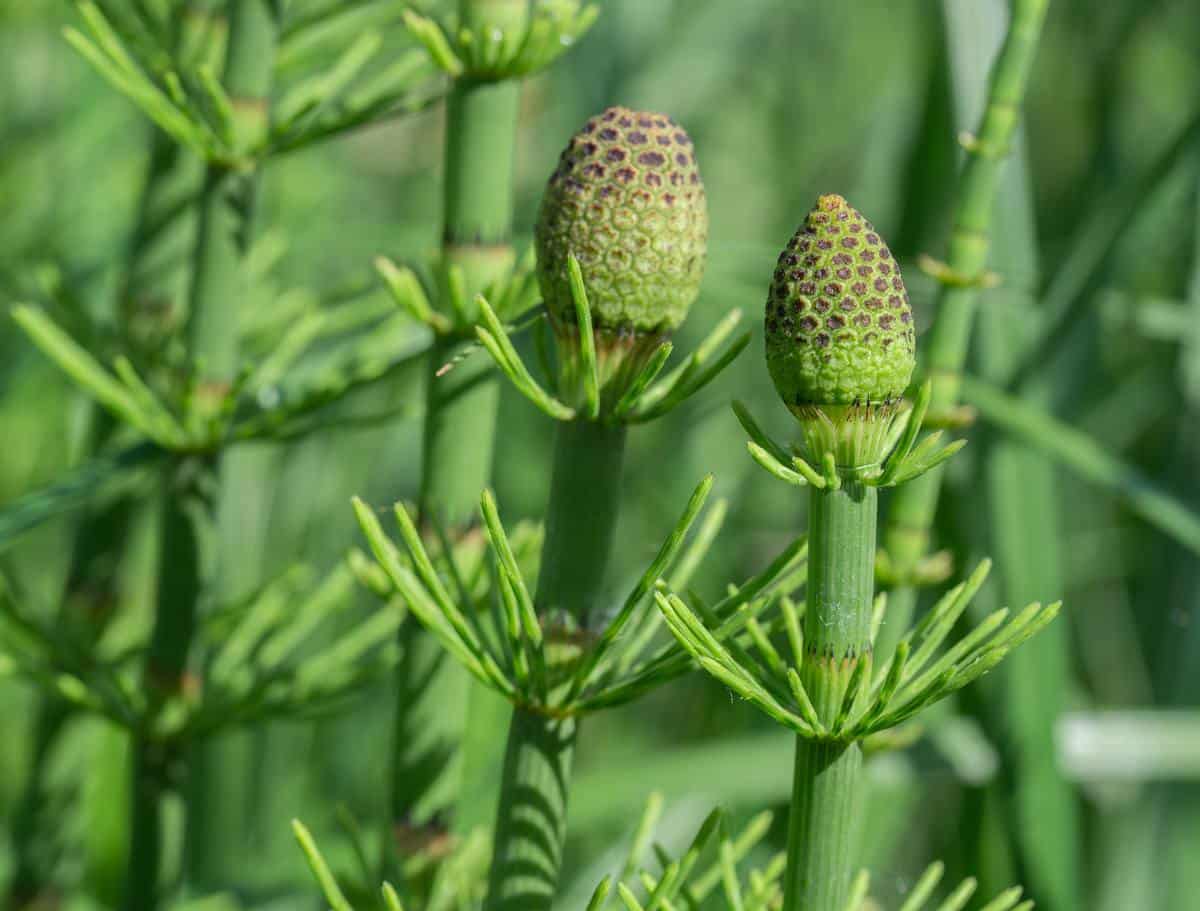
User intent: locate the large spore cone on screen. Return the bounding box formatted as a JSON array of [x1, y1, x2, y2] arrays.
[[535, 105, 708, 335], [765, 194, 914, 410]]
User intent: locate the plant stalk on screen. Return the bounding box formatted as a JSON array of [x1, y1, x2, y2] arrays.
[[125, 3, 279, 907], [784, 481, 876, 911], [877, 0, 1049, 654], [484, 419, 627, 911], [953, 2, 1078, 902], [484, 707, 577, 911], [387, 0, 525, 851]]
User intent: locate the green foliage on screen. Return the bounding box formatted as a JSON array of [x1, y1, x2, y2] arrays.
[[2, 1, 1200, 910]]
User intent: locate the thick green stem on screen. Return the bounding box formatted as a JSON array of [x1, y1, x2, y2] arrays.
[[126, 3, 279, 907], [484, 420, 626, 911], [786, 738, 863, 911], [443, 78, 521, 254], [784, 482, 876, 911], [877, 0, 1049, 653], [483, 708, 576, 911], [534, 420, 627, 622], [417, 65, 521, 529]]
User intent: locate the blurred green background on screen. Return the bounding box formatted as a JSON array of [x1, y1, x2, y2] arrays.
[[2, 0, 1200, 909]]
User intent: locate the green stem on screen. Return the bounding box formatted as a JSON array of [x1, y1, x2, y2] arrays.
[[784, 482, 876, 911], [877, 0, 1049, 653], [5, 701, 70, 910], [126, 3, 279, 907], [442, 77, 521, 255], [387, 0, 524, 850], [786, 738, 862, 911], [419, 333, 503, 528], [484, 419, 627, 911], [417, 65, 522, 530], [187, 2, 276, 384], [127, 458, 212, 911], [484, 708, 577, 911], [534, 420, 627, 621]]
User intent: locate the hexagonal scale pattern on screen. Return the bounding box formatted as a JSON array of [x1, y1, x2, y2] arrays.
[[765, 194, 915, 406], [535, 106, 708, 333]]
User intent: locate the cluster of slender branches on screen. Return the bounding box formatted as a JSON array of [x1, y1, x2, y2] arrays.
[[6, 1, 1200, 911]]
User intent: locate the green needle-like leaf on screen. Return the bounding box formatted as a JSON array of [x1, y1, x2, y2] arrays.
[[747, 442, 809, 487], [732, 400, 794, 466], [568, 475, 713, 701], [381, 882, 405, 911], [0, 442, 161, 552], [617, 882, 646, 911], [635, 328, 750, 422], [934, 877, 978, 911], [879, 380, 931, 485], [587, 877, 613, 911], [614, 341, 674, 419], [977, 886, 1026, 911], [567, 253, 601, 419], [13, 306, 173, 443], [476, 295, 575, 420], [375, 256, 449, 331], [897, 861, 944, 911], [843, 871, 870, 911], [292, 820, 355, 911], [780, 597, 805, 668], [833, 650, 872, 735], [402, 9, 464, 75], [390, 502, 487, 660]]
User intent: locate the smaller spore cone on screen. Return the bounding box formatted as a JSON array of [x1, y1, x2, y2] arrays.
[[535, 105, 709, 336], [765, 194, 914, 409]]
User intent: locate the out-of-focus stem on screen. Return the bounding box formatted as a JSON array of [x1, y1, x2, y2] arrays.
[[125, 3, 279, 908], [878, 0, 1049, 652]]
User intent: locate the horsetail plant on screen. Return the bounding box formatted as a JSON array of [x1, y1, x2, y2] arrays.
[[658, 194, 1060, 911], [868, 1, 1060, 899], [604, 797, 1036, 911], [355, 105, 802, 911], [3, 4, 217, 902], [876, 0, 1050, 644], [3, 1, 480, 906], [294, 790, 1035, 911], [371, 0, 601, 865]]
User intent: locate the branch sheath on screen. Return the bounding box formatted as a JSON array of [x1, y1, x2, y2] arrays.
[[878, 0, 1049, 650], [784, 482, 876, 911], [485, 420, 627, 911]]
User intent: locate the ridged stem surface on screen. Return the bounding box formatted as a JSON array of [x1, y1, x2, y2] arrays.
[[877, 0, 1049, 654], [127, 3, 278, 907], [534, 420, 627, 621], [784, 481, 876, 911], [787, 738, 863, 911], [484, 419, 627, 911], [483, 707, 577, 911], [389, 0, 524, 850]]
